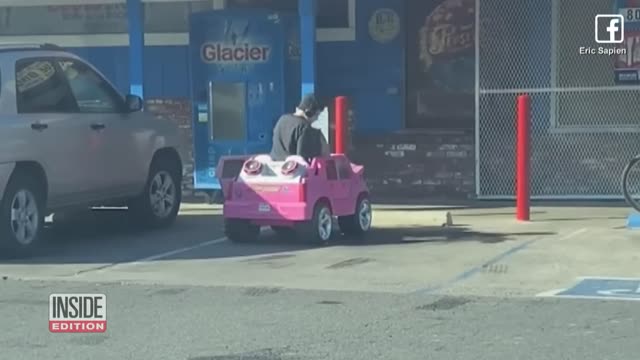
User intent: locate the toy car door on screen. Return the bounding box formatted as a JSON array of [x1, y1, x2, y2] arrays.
[[327, 157, 351, 211]]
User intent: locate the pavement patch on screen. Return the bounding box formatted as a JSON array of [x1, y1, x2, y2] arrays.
[[539, 277, 640, 301], [317, 300, 343, 305], [326, 257, 373, 269], [415, 296, 472, 311], [244, 287, 281, 296], [188, 347, 294, 360], [243, 254, 296, 262], [67, 334, 109, 346], [150, 288, 188, 297]]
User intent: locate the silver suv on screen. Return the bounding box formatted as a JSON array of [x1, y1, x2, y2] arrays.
[[0, 44, 184, 254]]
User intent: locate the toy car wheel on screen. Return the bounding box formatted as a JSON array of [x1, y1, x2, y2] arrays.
[[225, 219, 260, 243], [297, 201, 333, 245], [338, 195, 372, 237], [0, 173, 46, 256]]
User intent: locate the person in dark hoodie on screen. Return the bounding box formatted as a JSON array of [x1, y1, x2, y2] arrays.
[[270, 93, 325, 162]]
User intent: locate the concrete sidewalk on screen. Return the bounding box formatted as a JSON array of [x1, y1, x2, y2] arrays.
[[383, 202, 638, 297]]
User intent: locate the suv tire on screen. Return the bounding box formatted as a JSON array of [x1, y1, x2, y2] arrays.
[[129, 156, 182, 228], [0, 172, 45, 255]]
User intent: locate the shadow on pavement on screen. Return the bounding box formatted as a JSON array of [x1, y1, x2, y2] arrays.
[[0, 210, 227, 263], [0, 205, 557, 265], [360, 225, 554, 245], [373, 199, 630, 210], [374, 200, 631, 223]]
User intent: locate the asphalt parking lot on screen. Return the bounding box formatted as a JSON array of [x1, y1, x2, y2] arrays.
[[2, 202, 636, 296], [1, 202, 640, 359], [0, 202, 576, 294]]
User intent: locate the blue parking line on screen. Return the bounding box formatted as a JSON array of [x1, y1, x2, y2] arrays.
[[414, 237, 540, 294]]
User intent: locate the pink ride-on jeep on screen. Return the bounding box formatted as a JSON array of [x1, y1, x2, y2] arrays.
[[217, 154, 372, 244]]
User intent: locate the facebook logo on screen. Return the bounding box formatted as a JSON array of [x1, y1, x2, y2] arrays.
[[595, 14, 624, 43]]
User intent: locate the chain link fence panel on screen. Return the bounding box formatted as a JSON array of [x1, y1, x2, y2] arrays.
[[477, 0, 640, 199]]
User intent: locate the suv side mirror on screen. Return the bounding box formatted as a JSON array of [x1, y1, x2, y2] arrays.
[[125, 94, 143, 112]]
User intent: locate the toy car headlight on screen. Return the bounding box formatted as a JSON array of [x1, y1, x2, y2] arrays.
[[281, 160, 299, 175], [243, 159, 262, 175]]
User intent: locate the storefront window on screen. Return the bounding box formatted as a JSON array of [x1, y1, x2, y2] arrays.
[[406, 0, 475, 129], [0, 5, 128, 35], [144, 1, 212, 33], [0, 1, 212, 35], [0, 1, 347, 36], [227, 0, 350, 29]]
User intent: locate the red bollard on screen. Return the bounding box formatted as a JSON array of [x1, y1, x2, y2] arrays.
[[516, 94, 531, 221], [334, 96, 347, 154]]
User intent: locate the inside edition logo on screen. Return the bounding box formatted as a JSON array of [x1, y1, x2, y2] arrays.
[[49, 294, 107, 333]]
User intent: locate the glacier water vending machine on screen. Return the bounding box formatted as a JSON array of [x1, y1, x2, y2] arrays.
[[189, 9, 300, 192]]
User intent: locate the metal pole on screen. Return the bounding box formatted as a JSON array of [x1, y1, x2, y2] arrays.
[[126, 0, 144, 97], [516, 94, 531, 221], [334, 96, 347, 155]]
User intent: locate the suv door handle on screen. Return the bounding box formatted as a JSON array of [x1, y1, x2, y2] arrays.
[[30, 122, 48, 131], [90, 123, 106, 130]]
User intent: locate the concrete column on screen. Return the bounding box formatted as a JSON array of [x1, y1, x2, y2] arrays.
[[298, 0, 317, 97], [127, 0, 144, 97]]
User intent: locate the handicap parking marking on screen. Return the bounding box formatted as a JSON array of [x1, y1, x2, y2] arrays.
[[539, 277, 640, 301]]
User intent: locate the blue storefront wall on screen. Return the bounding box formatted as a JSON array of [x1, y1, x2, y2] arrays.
[[316, 0, 405, 133], [67, 0, 405, 134], [69, 45, 192, 99]]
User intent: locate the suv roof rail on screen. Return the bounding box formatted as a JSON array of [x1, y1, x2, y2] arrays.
[[40, 43, 64, 50], [0, 42, 64, 52], [0, 43, 39, 49]]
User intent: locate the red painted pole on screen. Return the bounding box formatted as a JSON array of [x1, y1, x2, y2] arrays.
[[516, 94, 531, 221], [335, 96, 347, 154]]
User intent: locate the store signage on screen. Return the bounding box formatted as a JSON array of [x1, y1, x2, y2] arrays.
[[201, 42, 271, 63]]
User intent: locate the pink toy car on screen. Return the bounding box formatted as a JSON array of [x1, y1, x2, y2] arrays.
[[216, 154, 372, 244]]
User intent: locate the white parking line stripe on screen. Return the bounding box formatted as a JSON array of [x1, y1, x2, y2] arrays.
[[542, 294, 640, 302], [76, 236, 230, 275], [135, 226, 273, 263], [536, 289, 566, 297], [128, 236, 229, 263], [576, 276, 640, 281]]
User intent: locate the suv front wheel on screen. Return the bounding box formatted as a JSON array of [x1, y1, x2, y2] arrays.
[[0, 173, 45, 254], [129, 157, 182, 228]]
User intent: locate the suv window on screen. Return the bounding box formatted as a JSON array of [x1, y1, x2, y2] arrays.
[[57, 59, 124, 113], [15, 58, 77, 113]]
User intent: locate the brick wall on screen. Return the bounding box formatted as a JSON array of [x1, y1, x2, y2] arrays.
[[144, 99, 198, 199], [480, 132, 639, 197], [351, 130, 475, 199]]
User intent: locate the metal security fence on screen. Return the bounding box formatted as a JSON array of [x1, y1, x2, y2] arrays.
[[476, 0, 640, 199]]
